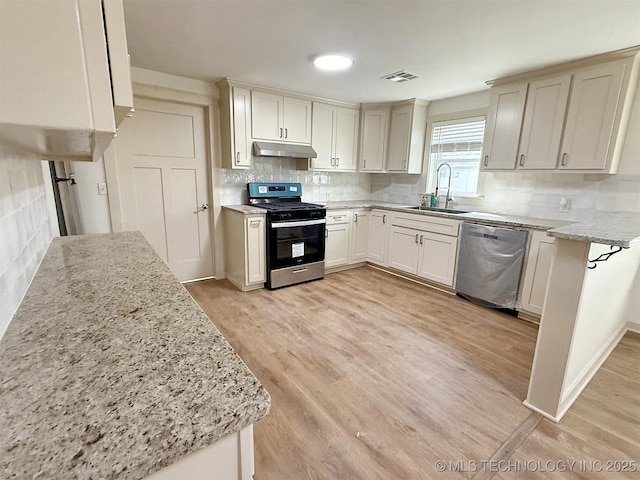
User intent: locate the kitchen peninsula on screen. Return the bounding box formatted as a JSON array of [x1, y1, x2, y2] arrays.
[[0, 232, 270, 479]]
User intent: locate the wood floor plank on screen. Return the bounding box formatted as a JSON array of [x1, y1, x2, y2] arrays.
[[185, 266, 638, 480]]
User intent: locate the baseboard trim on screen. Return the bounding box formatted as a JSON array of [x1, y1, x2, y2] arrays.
[[627, 320, 640, 334], [325, 262, 366, 275], [366, 264, 455, 295], [522, 400, 561, 423], [181, 275, 216, 284]]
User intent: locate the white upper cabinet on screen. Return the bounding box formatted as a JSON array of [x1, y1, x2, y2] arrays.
[[483, 50, 638, 174], [517, 74, 571, 170], [481, 83, 528, 170], [559, 60, 628, 171], [386, 100, 428, 174], [359, 107, 389, 172], [310, 103, 359, 171], [217, 81, 252, 169], [251, 91, 311, 144], [0, 0, 133, 162]]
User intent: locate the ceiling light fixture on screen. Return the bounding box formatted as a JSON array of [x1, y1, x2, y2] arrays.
[[313, 54, 354, 71]]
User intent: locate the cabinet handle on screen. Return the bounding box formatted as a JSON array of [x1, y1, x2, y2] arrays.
[[519, 154, 525, 166], [415, 233, 419, 244], [561, 153, 568, 166], [236, 152, 240, 164], [336, 158, 340, 167], [354, 213, 358, 223], [325, 228, 329, 238], [483, 155, 489, 167], [420, 234, 423, 245], [279, 128, 283, 138], [285, 128, 288, 139], [383, 214, 386, 224], [249, 219, 261, 227], [331, 158, 335, 166], [363, 159, 367, 169]]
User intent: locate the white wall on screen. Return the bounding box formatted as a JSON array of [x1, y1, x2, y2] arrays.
[[0, 145, 54, 337], [68, 156, 112, 234]]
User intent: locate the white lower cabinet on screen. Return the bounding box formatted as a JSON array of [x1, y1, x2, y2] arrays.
[[349, 209, 370, 264], [386, 212, 460, 287], [325, 210, 350, 268], [223, 210, 266, 291], [367, 209, 389, 266], [519, 230, 556, 316]]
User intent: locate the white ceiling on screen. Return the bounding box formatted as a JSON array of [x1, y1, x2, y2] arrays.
[[123, 0, 640, 103]]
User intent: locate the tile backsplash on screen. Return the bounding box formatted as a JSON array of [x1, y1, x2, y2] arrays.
[[0, 146, 53, 338], [219, 158, 371, 205]]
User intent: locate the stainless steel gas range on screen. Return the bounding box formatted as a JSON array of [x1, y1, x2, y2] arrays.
[[247, 182, 326, 289]]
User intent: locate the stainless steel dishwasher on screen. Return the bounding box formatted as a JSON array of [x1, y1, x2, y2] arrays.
[[455, 222, 528, 309]]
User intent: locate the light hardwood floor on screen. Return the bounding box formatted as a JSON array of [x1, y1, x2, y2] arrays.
[[186, 266, 639, 479]]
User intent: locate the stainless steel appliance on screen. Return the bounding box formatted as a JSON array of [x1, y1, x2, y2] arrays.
[[455, 222, 528, 309], [248, 182, 326, 289]]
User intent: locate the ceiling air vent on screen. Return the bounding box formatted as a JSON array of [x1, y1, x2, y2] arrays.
[[381, 70, 419, 82]]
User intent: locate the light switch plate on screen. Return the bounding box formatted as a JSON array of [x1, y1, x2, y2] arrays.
[[98, 182, 108, 195]]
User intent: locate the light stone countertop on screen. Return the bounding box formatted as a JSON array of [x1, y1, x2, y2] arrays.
[[222, 204, 266, 215], [221, 201, 640, 245], [547, 213, 640, 247], [0, 231, 270, 480]]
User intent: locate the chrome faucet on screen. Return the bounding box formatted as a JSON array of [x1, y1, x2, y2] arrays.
[[435, 162, 453, 209]]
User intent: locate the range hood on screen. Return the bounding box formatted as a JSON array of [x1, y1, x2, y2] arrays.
[[253, 141, 317, 159]]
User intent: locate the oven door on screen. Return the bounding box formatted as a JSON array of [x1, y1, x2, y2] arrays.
[[269, 218, 326, 270]]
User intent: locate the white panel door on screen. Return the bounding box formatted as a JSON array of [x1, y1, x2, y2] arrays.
[[387, 226, 419, 274], [518, 75, 571, 170], [360, 108, 388, 172], [113, 97, 213, 281], [251, 91, 282, 141], [367, 210, 388, 266], [335, 107, 359, 171], [232, 87, 252, 168], [386, 104, 411, 171], [482, 83, 528, 170], [283, 96, 312, 144], [417, 232, 458, 286], [310, 102, 335, 170], [559, 61, 626, 170], [349, 210, 369, 263]]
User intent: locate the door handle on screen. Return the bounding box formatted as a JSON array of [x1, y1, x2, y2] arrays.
[[195, 203, 208, 213]]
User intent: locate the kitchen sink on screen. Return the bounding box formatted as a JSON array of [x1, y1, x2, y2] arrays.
[[405, 206, 470, 214]]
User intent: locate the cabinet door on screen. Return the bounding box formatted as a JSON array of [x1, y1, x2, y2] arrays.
[[349, 210, 370, 263], [559, 61, 626, 170], [310, 102, 335, 170], [387, 226, 419, 275], [334, 107, 359, 171], [386, 104, 412, 172], [245, 216, 266, 285], [251, 91, 282, 141], [283, 96, 312, 144], [232, 87, 252, 168], [416, 232, 458, 286], [518, 75, 571, 170], [520, 231, 556, 315], [367, 210, 389, 266], [325, 223, 350, 268], [360, 108, 388, 172], [482, 83, 528, 170]]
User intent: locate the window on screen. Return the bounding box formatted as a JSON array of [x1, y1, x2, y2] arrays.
[[426, 116, 486, 197]]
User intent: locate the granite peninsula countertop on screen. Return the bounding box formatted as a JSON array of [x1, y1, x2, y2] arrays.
[[548, 213, 640, 247], [0, 232, 270, 480]]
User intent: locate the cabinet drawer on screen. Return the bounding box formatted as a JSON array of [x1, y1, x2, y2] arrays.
[[391, 212, 460, 236], [326, 210, 350, 225]]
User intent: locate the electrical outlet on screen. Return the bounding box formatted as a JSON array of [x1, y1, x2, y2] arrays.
[[98, 182, 108, 195], [558, 196, 571, 212]]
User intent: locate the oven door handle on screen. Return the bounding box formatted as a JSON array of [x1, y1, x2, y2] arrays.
[[271, 218, 327, 228]]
